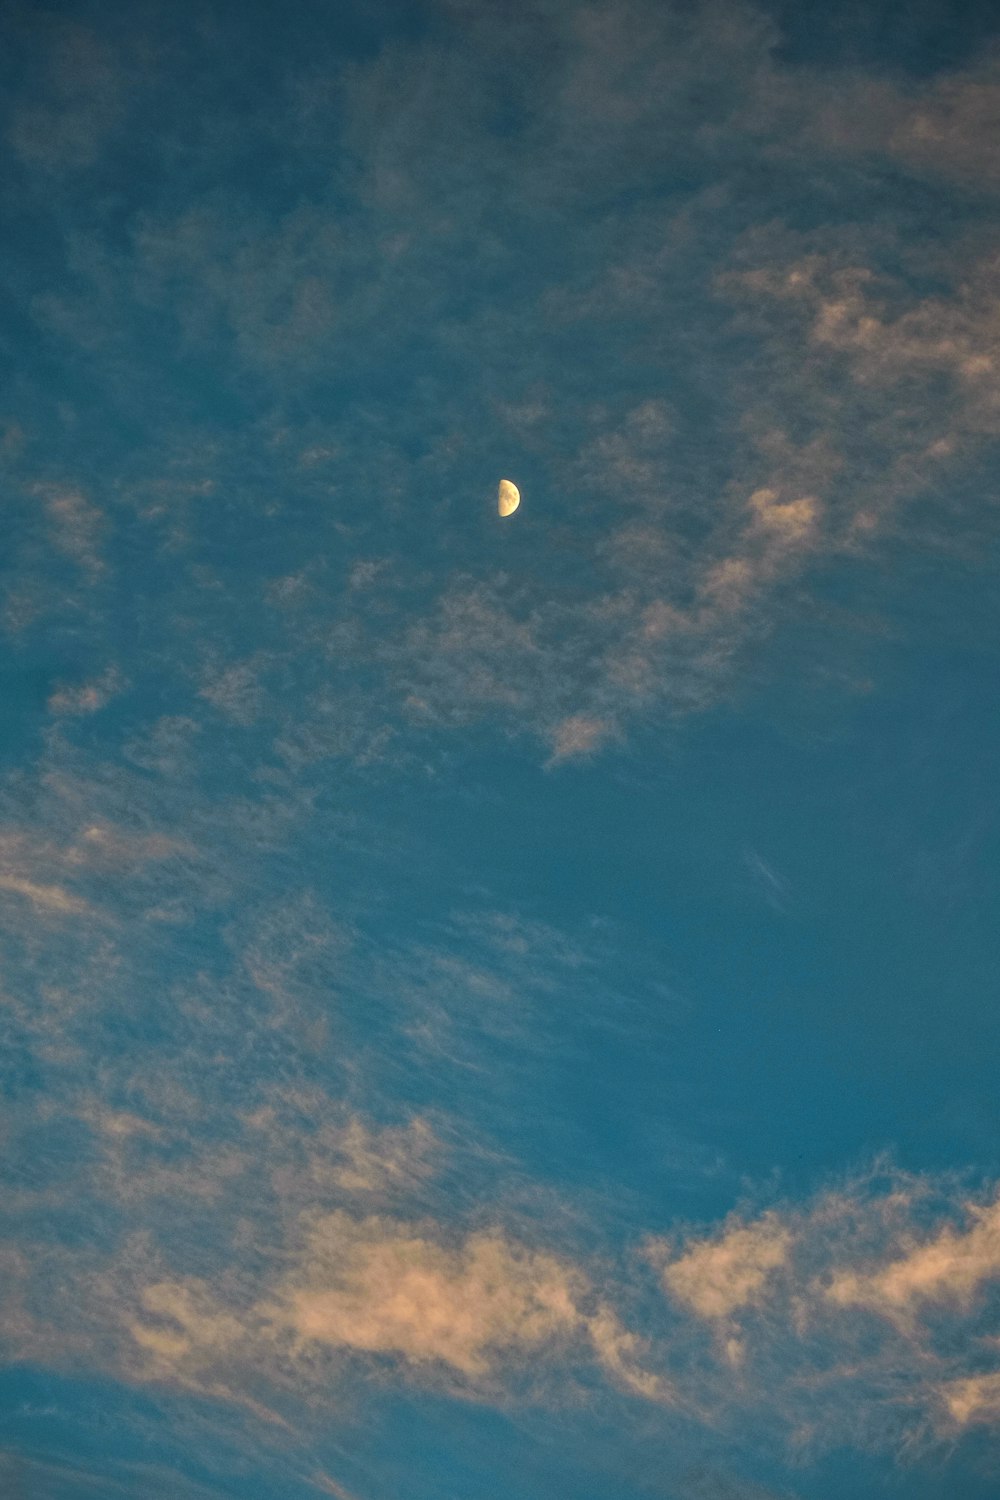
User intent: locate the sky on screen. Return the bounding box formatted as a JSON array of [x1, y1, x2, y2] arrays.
[[2, 0, 1000, 1496]]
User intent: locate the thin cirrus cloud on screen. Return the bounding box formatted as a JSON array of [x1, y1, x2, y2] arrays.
[[270, 1212, 667, 1398], [3, 676, 1000, 1467], [0, 871, 91, 916], [655, 1212, 793, 1325], [1, 3, 1000, 1498], [4, 7, 998, 764], [47, 665, 124, 717], [824, 1195, 1000, 1325], [9, 1104, 1000, 1454], [639, 1172, 1000, 1446], [3, 810, 1000, 1458]]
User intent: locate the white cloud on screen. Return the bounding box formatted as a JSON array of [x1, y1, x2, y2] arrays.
[[258, 1211, 666, 1399], [117, 1209, 667, 1405], [277, 1214, 586, 1377], [655, 1213, 792, 1321], [824, 1198, 1000, 1324]]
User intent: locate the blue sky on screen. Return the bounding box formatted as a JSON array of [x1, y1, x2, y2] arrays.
[[3, 1, 1000, 1496]]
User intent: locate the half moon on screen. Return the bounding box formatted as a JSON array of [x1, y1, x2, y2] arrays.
[[498, 479, 521, 518]]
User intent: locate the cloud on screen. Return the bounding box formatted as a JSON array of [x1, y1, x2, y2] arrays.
[[0, 872, 91, 916], [47, 666, 123, 717], [308, 1117, 440, 1196], [17, 830, 1000, 1459], [721, 240, 1000, 494], [22, 1159, 1000, 1461], [129, 1279, 248, 1370], [278, 1214, 587, 1377], [9, 955, 1000, 1463], [5, 6, 1000, 1496], [889, 58, 1000, 189], [6, 21, 124, 172], [123, 1210, 669, 1404], [0, 817, 188, 930], [248, 1107, 442, 1205], [16, 2, 997, 770], [547, 713, 616, 763], [41, 487, 106, 579], [0, 871, 684, 1415], [122, 716, 201, 777], [824, 1197, 1000, 1326], [656, 1213, 792, 1322], [640, 1173, 1000, 1453], [679, 1470, 801, 1500], [310, 1473, 361, 1500], [746, 489, 819, 547], [63, 822, 185, 871], [9, 2, 998, 780], [133, 200, 339, 367], [199, 657, 269, 725], [742, 850, 791, 912], [938, 1371, 1000, 1430]]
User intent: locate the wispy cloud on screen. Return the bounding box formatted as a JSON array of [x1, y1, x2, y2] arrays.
[[269, 1212, 667, 1397], [824, 1196, 1000, 1327], [640, 1169, 1000, 1448], [655, 1212, 792, 1326], [8, 2, 998, 770], [0, 872, 91, 916], [47, 665, 123, 717], [41, 487, 107, 580], [6, 21, 125, 173], [3, 4, 1000, 1497]]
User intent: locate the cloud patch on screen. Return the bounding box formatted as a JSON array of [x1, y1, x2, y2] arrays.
[[656, 1213, 792, 1322]]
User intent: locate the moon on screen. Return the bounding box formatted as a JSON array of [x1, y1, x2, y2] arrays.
[[498, 479, 521, 518]]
